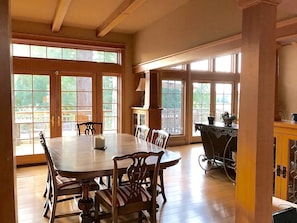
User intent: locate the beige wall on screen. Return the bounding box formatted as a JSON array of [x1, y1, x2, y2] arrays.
[[133, 0, 242, 65], [12, 20, 137, 133], [278, 44, 297, 120]]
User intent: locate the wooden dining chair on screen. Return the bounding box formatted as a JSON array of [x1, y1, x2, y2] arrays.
[[150, 129, 171, 202], [134, 125, 150, 141], [94, 151, 164, 223], [42, 121, 103, 198], [150, 129, 170, 149], [39, 132, 99, 223], [77, 122, 103, 135], [117, 125, 150, 186], [76, 121, 110, 187]]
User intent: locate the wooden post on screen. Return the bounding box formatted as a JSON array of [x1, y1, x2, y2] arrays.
[[235, 0, 280, 222], [0, 0, 17, 222], [143, 70, 161, 109]]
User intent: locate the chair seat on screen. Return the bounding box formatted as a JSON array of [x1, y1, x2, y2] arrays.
[[56, 175, 81, 190], [97, 185, 151, 207], [56, 175, 99, 191]]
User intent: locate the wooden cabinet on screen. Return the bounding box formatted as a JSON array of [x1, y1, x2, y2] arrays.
[[274, 121, 297, 202], [131, 107, 148, 134], [131, 107, 162, 135]]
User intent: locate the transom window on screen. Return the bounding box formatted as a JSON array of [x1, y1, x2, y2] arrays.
[[12, 43, 120, 64], [190, 59, 209, 71], [215, 55, 232, 72], [190, 53, 240, 73]]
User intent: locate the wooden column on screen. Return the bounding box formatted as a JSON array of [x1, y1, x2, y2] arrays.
[[235, 1, 280, 222], [0, 0, 17, 222], [143, 70, 161, 109], [143, 70, 162, 131]]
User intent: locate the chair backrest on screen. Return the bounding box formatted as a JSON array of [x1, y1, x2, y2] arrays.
[[112, 151, 164, 206], [77, 122, 103, 135], [150, 129, 170, 149], [39, 132, 57, 189], [134, 125, 150, 141]]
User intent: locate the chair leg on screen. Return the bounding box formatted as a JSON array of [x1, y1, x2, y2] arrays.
[[42, 198, 49, 218], [159, 171, 167, 202], [43, 170, 50, 197], [112, 209, 118, 223], [150, 208, 157, 223], [99, 176, 104, 185], [49, 194, 57, 223], [138, 211, 143, 223], [43, 180, 52, 217], [107, 176, 111, 188]]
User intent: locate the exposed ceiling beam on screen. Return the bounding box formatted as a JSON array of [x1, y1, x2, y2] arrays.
[[96, 0, 146, 37], [52, 0, 72, 32]]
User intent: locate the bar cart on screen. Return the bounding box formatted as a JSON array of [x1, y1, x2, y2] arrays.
[[195, 122, 238, 182]]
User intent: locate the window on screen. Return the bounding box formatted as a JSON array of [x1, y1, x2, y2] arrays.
[[160, 53, 240, 140], [237, 53, 241, 73], [13, 74, 50, 156], [215, 55, 232, 72], [61, 76, 93, 136], [190, 59, 209, 71], [162, 64, 186, 70], [215, 83, 233, 120], [102, 76, 118, 133], [12, 43, 121, 64], [162, 80, 183, 135], [12, 39, 123, 165], [192, 82, 211, 136]]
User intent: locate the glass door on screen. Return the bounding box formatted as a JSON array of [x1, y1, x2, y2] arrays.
[[13, 73, 50, 156], [58, 75, 94, 137], [192, 82, 211, 137], [13, 72, 97, 164]]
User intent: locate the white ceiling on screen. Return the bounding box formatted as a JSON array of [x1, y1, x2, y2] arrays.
[[10, 0, 297, 37]]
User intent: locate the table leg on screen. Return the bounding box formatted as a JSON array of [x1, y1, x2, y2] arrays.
[[78, 180, 94, 223]]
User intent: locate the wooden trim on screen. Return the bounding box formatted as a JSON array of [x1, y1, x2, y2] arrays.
[[133, 34, 241, 73], [13, 57, 122, 74], [96, 0, 146, 37], [16, 154, 46, 166], [52, 0, 72, 32], [237, 0, 281, 9], [0, 0, 16, 222], [12, 32, 125, 50]]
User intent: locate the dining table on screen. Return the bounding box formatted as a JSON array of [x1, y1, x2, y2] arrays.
[[46, 133, 181, 223]]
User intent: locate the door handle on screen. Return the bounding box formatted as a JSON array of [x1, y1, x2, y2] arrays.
[[282, 166, 287, 178], [276, 165, 281, 176], [51, 116, 54, 127], [58, 116, 61, 127]]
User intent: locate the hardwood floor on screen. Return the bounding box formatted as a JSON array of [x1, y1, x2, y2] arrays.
[[16, 143, 236, 223]]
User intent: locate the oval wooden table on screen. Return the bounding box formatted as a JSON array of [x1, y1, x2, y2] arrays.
[[46, 133, 181, 223]]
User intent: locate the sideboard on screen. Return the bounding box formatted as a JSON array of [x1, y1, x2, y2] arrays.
[[274, 121, 297, 202]]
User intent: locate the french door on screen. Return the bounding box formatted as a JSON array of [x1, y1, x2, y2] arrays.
[[13, 71, 97, 163], [192, 81, 234, 138], [52, 73, 95, 137]]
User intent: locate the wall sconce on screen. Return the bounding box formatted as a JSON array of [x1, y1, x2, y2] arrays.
[[136, 77, 146, 106], [136, 77, 146, 91]]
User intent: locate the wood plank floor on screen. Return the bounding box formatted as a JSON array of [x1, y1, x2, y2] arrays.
[[16, 143, 236, 223]]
